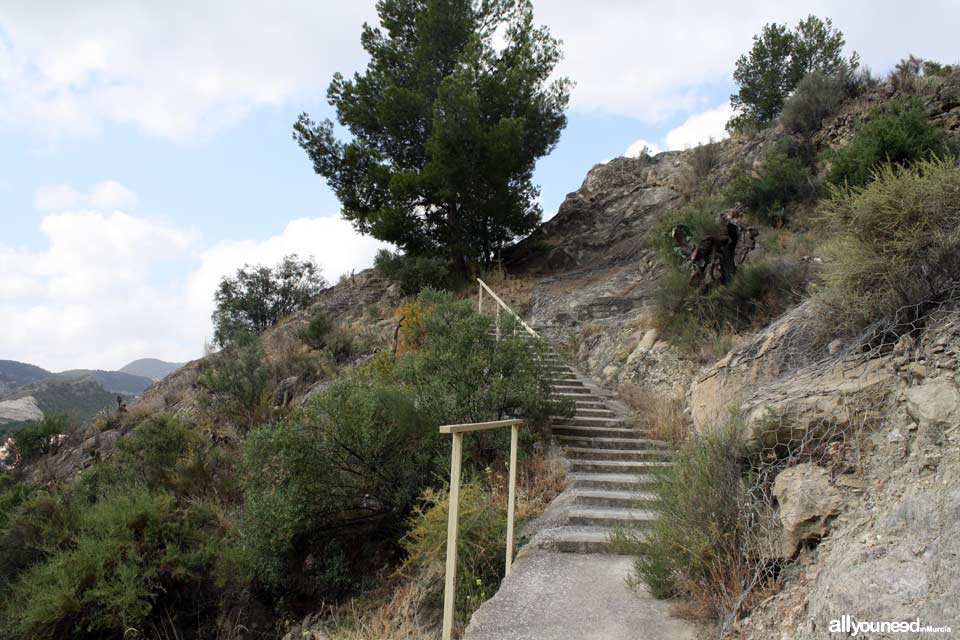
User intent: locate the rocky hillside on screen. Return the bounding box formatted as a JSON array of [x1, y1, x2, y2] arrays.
[[489, 72, 960, 637], [3, 64, 958, 640]]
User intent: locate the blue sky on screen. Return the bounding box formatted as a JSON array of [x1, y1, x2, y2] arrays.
[[2, 1, 958, 371]]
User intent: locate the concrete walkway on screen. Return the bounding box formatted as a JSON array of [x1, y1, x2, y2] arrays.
[[464, 552, 696, 640], [462, 338, 698, 639]]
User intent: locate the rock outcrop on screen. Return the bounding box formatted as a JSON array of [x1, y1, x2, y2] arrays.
[[773, 463, 845, 558], [0, 395, 44, 425]]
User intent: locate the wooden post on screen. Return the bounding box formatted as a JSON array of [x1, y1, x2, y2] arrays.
[[478, 284, 483, 314], [495, 306, 501, 341], [442, 432, 464, 640], [505, 423, 519, 576]]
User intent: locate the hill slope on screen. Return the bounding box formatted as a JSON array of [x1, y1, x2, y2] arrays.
[[119, 358, 185, 381], [0, 360, 52, 394], [56, 369, 154, 395]]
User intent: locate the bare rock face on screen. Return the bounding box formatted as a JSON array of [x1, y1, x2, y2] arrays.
[[906, 379, 960, 427], [0, 395, 44, 424], [773, 463, 844, 558]]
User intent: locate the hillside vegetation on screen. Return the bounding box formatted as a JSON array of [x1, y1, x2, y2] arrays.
[[2, 5, 959, 640]]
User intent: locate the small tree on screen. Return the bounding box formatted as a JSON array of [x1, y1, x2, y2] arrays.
[[293, 0, 571, 278], [728, 15, 857, 132], [212, 254, 325, 347]]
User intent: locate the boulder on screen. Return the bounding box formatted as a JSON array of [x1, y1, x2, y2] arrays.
[[773, 463, 844, 558], [906, 379, 960, 427]]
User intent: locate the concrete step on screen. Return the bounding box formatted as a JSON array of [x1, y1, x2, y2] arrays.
[[573, 489, 657, 509], [553, 416, 624, 427], [570, 472, 657, 491], [551, 385, 590, 395], [552, 425, 643, 439], [532, 526, 628, 554], [572, 407, 616, 418], [574, 399, 609, 409], [563, 446, 671, 461], [568, 506, 656, 528], [545, 372, 579, 381], [570, 459, 672, 474], [549, 379, 586, 389], [556, 435, 664, 450]]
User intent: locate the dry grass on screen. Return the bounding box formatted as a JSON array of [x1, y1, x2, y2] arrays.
[[618, 383, 691, 446], [329, 566, 442, 640]]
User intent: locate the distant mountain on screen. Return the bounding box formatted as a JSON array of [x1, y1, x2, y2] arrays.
[[0, 360, 52, 394], [0, 376, 117, 435], [56, 370, 154, 395], [119, 358, 185, 381]]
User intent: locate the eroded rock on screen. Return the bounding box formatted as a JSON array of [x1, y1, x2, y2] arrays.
[[774, 463, 845, 558]]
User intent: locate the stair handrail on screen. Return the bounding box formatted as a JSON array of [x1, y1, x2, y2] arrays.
[[439, 418, 524, 640], [477, 278, 539, 339]]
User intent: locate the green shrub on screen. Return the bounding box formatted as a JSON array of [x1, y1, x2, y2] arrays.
[[10, 415, 66, 463], [301, 311, 355, 363], [827, 100, 953, 188], [655, 260, 807, 348], [0, 414, 235, 639], [301, 310, 333, 349], [817, 158, 960, 335], [239, 379, 436, 596], [400, 482, 507, 625], [374, 249, 454, 295], [650, 199, 726, 266], [3, 487, 220, 640], [613, 425, 759, 618], [238, 290, 566, 600], [198, 332, 271, 429], [781, 71, 846, 137], [724, 140, 818, 226]]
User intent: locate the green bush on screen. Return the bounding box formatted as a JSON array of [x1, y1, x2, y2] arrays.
[[724, 140, 818, 226], [374, 249, 455, 295], [4, 487, 220, 640], [650, 199, 726, 266], [781, 71, 845, 137], [827, 100, 953, 188], [818, 157, 960, 335], [10, 415, 66, 463], [239, 379, 436, 596], [238, 290, 565, 600], [198, 332, 271, 429], [400, 482, 507, 625], [613, 425, 756, 617], [655, 260, 806, 348], [301, 311, 355, 363], [0, 414, 232, 639]]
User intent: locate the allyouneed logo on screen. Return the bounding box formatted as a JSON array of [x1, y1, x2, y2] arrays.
[[830, 615, 953, 636]]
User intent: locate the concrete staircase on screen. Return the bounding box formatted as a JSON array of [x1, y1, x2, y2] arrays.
[[464, 327, 695, 640], [535, 345, 670, 554]]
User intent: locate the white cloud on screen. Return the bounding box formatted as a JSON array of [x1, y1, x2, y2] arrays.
[[0, 187, 386, 371], [4, 1, 957, 140], [624, 139, 662, 158], [664, 102, 734, 151], [33, 184, 82, 211], [89, 180, 139, 210], [34, 181, 140, 212], [537, 0, 960, 123], [0, 2, 377, 140]]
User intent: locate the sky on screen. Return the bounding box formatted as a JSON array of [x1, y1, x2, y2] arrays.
[[1, 1, 958, 371]]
